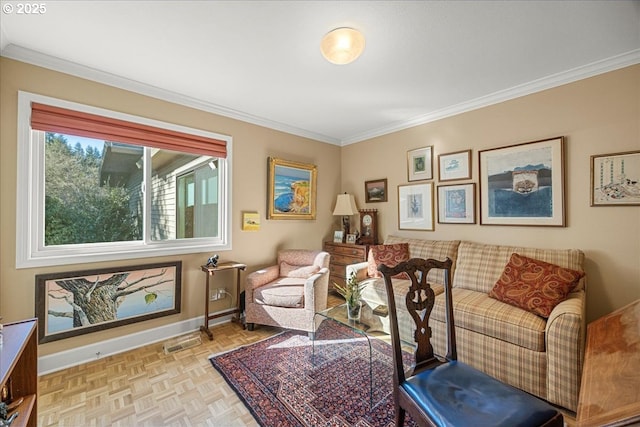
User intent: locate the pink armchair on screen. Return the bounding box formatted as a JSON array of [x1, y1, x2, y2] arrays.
[[245, 250, 330, 337]]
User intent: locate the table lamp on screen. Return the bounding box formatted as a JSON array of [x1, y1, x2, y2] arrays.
[[333, 193, 358, 240]]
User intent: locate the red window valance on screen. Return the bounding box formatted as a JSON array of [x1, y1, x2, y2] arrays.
[[30, 102, 227, 158]]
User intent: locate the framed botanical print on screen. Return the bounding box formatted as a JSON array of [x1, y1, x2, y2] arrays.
[[438, 183, 476, 224], [398, 182, 434, 231], [478, 137, 565, 226], [407, 146, 433, 181], [267, 157, 317, 220]]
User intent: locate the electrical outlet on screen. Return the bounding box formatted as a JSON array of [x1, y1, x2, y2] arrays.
[[210, 288, 226, 301]]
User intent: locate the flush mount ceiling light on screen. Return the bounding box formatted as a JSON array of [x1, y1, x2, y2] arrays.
[[320, 27, 365, 65]]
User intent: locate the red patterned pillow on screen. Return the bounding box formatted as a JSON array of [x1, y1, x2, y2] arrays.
[[488, 253, 584, 318], [367, 243, 410, 279]]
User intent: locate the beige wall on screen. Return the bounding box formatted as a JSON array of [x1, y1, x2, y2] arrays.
[[0, 58, 342, 355], [341, 64, 640, 323], [1, 59, 638, 358]]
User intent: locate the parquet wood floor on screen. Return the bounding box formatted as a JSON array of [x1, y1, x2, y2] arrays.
[[38, 321, 279, 427], [37, 292, 575, 426]]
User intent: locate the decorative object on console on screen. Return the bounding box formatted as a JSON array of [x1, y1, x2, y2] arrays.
[[590, 150, 640, 206], [479, 136, 565, 226], [333, 230, 344, 243], [407, 146, 433, 181], [437, 183, 476, 224], [357, 209, 378, 245], [438, 149, 472, 181], [364, 178, 388, 203], [267, 157, 317, 220], [35, 262, 182, 343], [346, 234, 357, 244], [332, 193, 358, 241], [398, 183, 434, 231], [206, 254, 219, 268]]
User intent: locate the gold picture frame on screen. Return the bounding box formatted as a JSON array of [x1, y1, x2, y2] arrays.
[[267, 157, 317, 220]]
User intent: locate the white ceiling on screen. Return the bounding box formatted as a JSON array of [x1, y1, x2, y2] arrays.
[[1, 1, 639, 145]]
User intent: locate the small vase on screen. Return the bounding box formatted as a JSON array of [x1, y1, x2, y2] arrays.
[[347, 300, 362, 321]]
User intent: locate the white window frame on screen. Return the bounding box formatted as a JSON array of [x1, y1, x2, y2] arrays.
[[16, 91, 232, 268]]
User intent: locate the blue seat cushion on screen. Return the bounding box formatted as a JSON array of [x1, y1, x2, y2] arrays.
[[403, 360, 559, 427]]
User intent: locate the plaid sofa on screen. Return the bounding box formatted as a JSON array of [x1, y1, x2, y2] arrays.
[[347, 235, 586, 412]]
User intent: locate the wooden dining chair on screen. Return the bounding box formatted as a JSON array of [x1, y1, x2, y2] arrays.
[[378, 257, 564, 427]]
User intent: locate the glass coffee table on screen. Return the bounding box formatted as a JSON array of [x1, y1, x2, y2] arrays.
[[312, 301, 390, 408]]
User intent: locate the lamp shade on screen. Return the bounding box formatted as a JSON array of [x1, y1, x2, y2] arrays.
[[320, 27, 365, 65], [333, 193, 358, 216]]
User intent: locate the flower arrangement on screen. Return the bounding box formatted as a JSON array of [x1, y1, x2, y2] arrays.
[[333, 271, 366, 307]]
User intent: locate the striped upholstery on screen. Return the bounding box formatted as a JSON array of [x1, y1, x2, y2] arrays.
[[351, 237, 586, 412]]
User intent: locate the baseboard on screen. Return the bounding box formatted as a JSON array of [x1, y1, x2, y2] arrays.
[[37, 314, 234, 375]]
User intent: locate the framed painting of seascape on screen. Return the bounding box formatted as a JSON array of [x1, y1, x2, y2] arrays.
[[590, 150, 640, 206], [267, 157, 317, 220], [479, 137, 565, 226], [35, 261, 182, 343]]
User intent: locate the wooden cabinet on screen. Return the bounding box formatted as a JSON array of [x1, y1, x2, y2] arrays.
[[323, 241, 369, 291], [0, 318, 37, 427]]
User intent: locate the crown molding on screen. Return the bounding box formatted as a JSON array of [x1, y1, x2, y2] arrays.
[[341, 49, 640, 146], [0, 44, 341, 146], [3, 44, 638, 147]]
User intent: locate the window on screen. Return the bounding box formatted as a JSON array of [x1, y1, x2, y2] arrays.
[[17, 91, 232, 268]]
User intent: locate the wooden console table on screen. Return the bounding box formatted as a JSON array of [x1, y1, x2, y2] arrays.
[[577, 299, 640, 426], [200, 261, 246, 340]]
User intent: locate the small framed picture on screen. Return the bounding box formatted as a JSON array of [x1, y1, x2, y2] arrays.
[[591, 150, 640, 206], [438, 150, 472, 182], [438, 183, 476, 224], [346, 234, 357, 244], [242, 212, 260, 231], [364, 178, 388, 203], [333, 230, 344, 243], [407, 146, 433, 181]]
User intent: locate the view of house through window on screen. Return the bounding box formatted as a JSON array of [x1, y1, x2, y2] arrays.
[[43, 132, 220, 247]]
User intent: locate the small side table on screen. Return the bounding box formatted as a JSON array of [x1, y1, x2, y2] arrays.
[[200, 261, 246, 340]]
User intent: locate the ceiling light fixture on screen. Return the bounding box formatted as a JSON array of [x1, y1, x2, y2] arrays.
[[320, 27, 365, 65]]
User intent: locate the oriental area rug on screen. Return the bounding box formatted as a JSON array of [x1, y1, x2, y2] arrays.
[[209, 321, 415, 427]]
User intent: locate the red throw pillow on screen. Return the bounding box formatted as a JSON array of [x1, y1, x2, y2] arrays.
[[367, 243, 410, 279], [489, 253, 584, 318]]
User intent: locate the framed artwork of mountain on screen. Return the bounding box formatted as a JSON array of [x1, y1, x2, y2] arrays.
[[479, 137, 565, 226]]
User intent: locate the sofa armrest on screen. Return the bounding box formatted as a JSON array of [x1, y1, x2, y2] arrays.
[[245, 265, 280, 300], [545, 290, 586, 411], [346, 261, 369, 281]]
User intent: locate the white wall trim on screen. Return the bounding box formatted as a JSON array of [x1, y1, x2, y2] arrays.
[[37, 315, 233, 375], [1, 44, 340, 146], [341, 49, 640, 145], [3, 44, 638, 147]]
